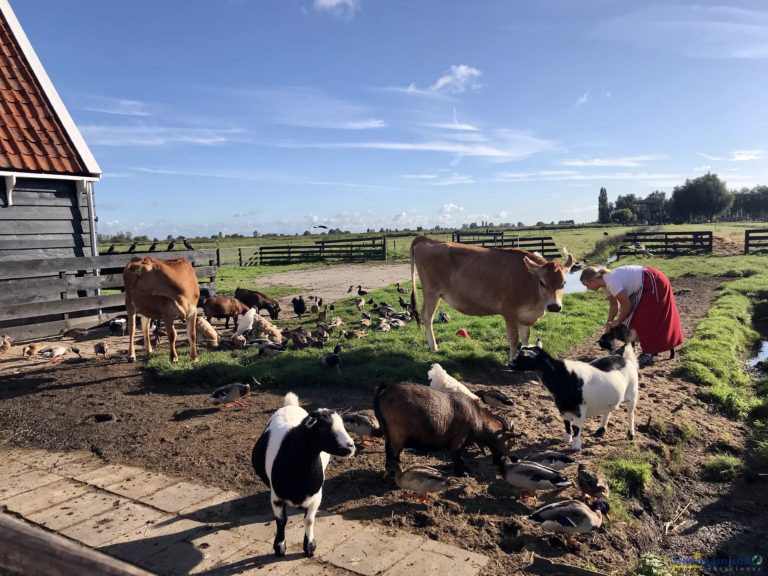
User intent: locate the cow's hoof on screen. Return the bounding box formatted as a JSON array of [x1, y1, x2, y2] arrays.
[[128, 356, 136, 363], [274, 541, 286, 557], [303, 535, 316, 557], [594, 427, 606, 438], [171, 357, 179, 364]]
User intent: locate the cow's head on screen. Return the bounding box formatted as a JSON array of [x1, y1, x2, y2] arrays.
[[523, 249, 574, 313]]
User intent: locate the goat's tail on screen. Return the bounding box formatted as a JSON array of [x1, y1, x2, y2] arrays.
[[372, 383, 392, 439], [284, 392, 300, 407], [410, 242, 421, 328]]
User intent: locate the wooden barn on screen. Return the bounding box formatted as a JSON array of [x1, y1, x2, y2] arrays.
[[0, 0, 101, 262]]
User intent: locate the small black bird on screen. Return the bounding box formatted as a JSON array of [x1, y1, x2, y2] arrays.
[[329, 304, 335, 311], [399, 296, 409, 310], [148, 239, 158, 252], [183, 237, 194, 251], [347, 285, 354, 294], [127, 242, 137, 253], [167, 239, 176, 251], [321, 344, 342, 372], [357, 285, 368, 296], [317, 298, 323, 307], [292, 296, 307, 318], [106, 243, 116, 254], [367, 298, 375, 305]]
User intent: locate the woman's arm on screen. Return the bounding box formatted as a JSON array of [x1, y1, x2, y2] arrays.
[[605, 294, 619, 332], [609, 291, 632, 328]]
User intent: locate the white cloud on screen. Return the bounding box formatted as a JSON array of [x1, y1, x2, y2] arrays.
[[428, 122, 480, 131], [730, 149, 764, 161], [561, 154, 666, 167], [574, 92, 590, 107], [314, 0, 360, 20], [693, 165, 711, 173], [440, 203, 464, 214], [431, 173, 474, 186], [105, 219, 120, 226], [562, 205, 598, 214], [429, 65, 483, 94], [343, 119, 386, 129], [82, 97, 150, 116], [81, 125, 242, 147], [697, 152, 722, 161], [496, 170, 680, 182], [402, 174, 438, 180]]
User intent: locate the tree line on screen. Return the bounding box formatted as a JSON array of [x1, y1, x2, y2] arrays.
[[598, 174, 768, 225]]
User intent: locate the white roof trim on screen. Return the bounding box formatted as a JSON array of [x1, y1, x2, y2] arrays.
[[0, 169, 99, 182], [0, 0, 101, 177]]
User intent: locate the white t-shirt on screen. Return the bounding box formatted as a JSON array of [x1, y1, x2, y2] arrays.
[[602, 265, 644, 298]]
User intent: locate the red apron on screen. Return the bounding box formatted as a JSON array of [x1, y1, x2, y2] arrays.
[[629, 266, 684, 355]]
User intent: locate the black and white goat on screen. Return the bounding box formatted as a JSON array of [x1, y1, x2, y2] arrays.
[[509, 342, 639, 451], [252, 392, 355, 557]]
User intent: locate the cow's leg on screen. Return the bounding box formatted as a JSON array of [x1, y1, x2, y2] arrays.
[[141, 315, 153, 356], [167, 319, 179, 363], [518, 323, 531, 347], [504, 316, 520, 361], [421, 291, 440, 352], [127, 305, 137, 363], [186, 311, 198, 362]]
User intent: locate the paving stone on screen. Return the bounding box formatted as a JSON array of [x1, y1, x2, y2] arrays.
[[196, 541, 311, 576], [286, 514, 365, 554], [229, 514, 277, 544], [320, 525, 423, 576], [104, 469, 179, 500], [100, 515, 208, 564], [75, 464, 147, 488], [1, 478, 91, 516], [4, 458, 33, 479], [177, 489, 243, 522], [383, 538, 489, 576], [60, 500, 167, 548], [55, 457, 108, 478], [28, 490, 130, 531], [0, 468, 63, 500], [17, 450, 92, 470], [0, 447, 37, 462], [140, 481, 226, 514]]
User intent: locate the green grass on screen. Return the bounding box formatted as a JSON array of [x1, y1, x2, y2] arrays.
[[601, 450, 656, 495], [702, 454, 743, 482], [213, 264, 308, 297], [632, 553, 674, 576]]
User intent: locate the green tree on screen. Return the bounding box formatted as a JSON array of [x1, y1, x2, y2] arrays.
[[598, 187, 611, 224], [611, 208, 634, 224], [670, 173, 733, 222]]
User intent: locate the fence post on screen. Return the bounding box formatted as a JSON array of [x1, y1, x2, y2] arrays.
[[216, 248, 221, 267], [59, 271, 70, 330], [238, 248, 243, 267], [382, 235, 388, 260], [745, 231, 750, 254]]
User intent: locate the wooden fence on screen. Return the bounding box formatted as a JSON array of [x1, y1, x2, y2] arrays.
[[0, 250, 217, 342], [616, 231, 712, 259], [744, 228, 768, 254], [451, 231, 561, 259], [216, 236, 387, 266]]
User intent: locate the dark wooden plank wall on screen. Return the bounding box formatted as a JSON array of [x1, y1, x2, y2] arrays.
[[0, 177, 91, 262], [744, 228, 768, 254]]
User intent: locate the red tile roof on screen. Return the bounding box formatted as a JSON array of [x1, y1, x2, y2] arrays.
[[0, 10, 88, 175]]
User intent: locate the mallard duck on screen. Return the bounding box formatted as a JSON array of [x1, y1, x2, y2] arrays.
[[396, 283, 409, 294], [378, 320, 391, 332], [477, 389, 514, 409], [354, 297, 365, 311], [93, 341, 109, 359], [342, 330, 366, 340], [310, 301, 319, 315], [437, 311, 450, 323], [291, 332, 310, 349], [329, 316, 344, 328], [260, 343, 286, 357], [211, 382, 251, 408], [357, 285, 368, 296], [22, 343, 39, 359], [318, 305, 328, 322], [499, 456, 572, 498], [321, 345, 342, 372], [526, 499, 610, 543], [389, 318, 406, 329], [342, 411, 380, 437], [38, 346, 80, 364], [0, 335, 11, 356], [527, 450, 577, 471], [577, 463, 610, 500], [360, 318, 372, 327], [395, 464, 458, 502]]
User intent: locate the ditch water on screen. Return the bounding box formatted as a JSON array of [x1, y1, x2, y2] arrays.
[[749, 340, 768, 372]]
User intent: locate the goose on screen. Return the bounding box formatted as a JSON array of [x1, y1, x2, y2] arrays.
[[526, 499, 610, 543], [321, 345, 342, 372], [93, 341, 109, 359], [0, 335, 11, 356], [476, 389, 514, 409], [357, 285, 368, 296], [526, 450, 577, 471], [577, 463, 610, 501], [354, 297, 365, 311], [211, 382, 251, 408], [22, 343, 39, 359], [395, 464, 459, 502], [38, 346, 80, 364], [499, 456, 572, 498], [396, 283, 409, 294]]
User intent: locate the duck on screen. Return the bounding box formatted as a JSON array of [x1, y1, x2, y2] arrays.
[[329, 317, 344, 328], [354, 297, 365, 311], [360, 318, 372, 327], [291, 332, 310, 349], [341, 411, 380, 440], [396, 282, 409, 294], [398, 296, 409, 310], [342, 330, 366, 340], [318, 298, 324, 307], [211, 382, 251, 409], [499, 456, 572, 498], [292, 296, 307, 319], [378, 320, 391, 332], [437, 311, 450, 324], [0, 335, 11, 356], [357, 285, 368, 296], [347, 285, 354, 294], [317, 305, 328, 322], [525, 499, 610, 543], [22, 343, 39, 359], [109, 317, 128, 336], [259, 342, 286, 357], [577, 463, 610, 501], [61, 328, 89, 340], [38, 346, 80, 364], [93, 341, 109, 359], [526, 450, 577, 471], [476, 389, 514, 409], [395, 464, 459, 502], [321, 345, 342, 372], [366, 298, 375, 305], [388, 318, 406, 329], [310, 301, 320, 315]]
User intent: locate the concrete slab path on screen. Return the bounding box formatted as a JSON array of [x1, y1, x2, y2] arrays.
[[0, 447, 489, 576]]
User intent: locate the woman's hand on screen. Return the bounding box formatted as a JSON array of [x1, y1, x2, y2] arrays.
[[605, 320, 617, 332]]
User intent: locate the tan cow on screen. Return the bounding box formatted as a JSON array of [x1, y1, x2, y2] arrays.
[[410, 237, 574, 360], [123, 257, 199, 363]]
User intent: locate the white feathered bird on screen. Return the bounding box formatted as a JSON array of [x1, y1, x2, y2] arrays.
[[427, 363, 480, 403], [234, 308, 257, 338]]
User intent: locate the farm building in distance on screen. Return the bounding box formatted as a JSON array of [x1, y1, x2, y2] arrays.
[[0, 0, 101, 261]]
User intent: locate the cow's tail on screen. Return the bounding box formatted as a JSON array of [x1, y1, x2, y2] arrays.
[[410, 242, 421, 328]]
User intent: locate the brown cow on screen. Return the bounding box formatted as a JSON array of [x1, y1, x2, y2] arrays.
[[410, 237, 574, 360], [123, 257, 199, 363], [203, 296, 250, 328]]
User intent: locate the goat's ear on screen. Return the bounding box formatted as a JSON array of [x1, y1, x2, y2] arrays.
[[305, 416, 317, 428], [523, 256, 542, 275]]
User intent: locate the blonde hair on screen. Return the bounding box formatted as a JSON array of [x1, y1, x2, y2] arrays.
[[579, 265, 610, 282]]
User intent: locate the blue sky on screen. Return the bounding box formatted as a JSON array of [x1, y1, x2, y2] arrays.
[[13, 0, 768, 237]]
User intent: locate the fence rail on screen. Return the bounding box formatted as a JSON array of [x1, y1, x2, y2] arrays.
[[451, 231, 561, 259], [616, 231, 712, 258], [216, 236, 387, 266], [0, 250, 217, 342], [745, 228, 768, 254]]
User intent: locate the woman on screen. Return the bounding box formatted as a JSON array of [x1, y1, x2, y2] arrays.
[[580, 265, 684, 367]]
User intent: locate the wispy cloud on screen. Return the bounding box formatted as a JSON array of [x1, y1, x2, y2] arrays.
[[440, 203, 465, 214], [496, 170, 680, 182], [693, 165, 711, 173], [81, 125, 242, 147], [402, 174, 438, 180], [82, 97, 150, 116], [574, 92, 590, 107], [697, 152, 722, 161], [561, 154, 666, 167], [427, 122, 480, 131], [730, 149, 764, 161], [596, 5, 768, 59], [431, 173, 474, 186], [430, 65, 483, 94], [314, 0, 360, 21]]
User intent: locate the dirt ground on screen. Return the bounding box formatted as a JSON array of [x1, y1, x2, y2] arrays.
[[1, 274, 765, 575]]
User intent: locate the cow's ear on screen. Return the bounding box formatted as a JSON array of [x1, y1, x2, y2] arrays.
[[523, 256, 542, 275], [562, 247, 574, 270]]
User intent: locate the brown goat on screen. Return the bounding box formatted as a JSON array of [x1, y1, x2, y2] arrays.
[[203, 296, 249, 328], [373, 382, 516, 477]]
